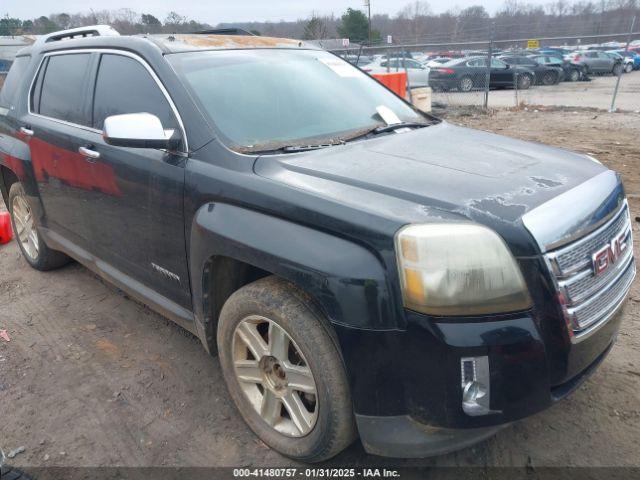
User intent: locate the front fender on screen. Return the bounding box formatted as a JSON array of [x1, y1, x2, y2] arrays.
[[190, 202, 395, 335]]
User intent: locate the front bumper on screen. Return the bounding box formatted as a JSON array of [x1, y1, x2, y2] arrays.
[[333, 301, 624, 457], [356, 415, 506, 458]]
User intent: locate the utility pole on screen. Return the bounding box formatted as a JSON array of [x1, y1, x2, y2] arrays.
[[610, 15, 636, 113], [364, 0, 371, 46], [484, 21, 496, 110]]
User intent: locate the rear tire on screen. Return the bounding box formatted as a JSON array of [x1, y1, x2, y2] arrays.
[[541, 71, 556, 85], [458, 76, 474, 92], [568, 69, 580, 82], [217, 276, 356, 462], [8, 183, 70, 271]]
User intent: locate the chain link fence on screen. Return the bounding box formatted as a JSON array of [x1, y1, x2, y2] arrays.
[[332, 16, 640, 115], [1, 22, 639, 114]]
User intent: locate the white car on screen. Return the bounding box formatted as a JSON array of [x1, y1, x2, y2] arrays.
[[363, 58, 430, 88], [424, 57, 452, 68]]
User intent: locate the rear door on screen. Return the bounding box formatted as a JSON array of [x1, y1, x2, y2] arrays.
[[26, 51, 99, 247], [80, 51, 191, 308]]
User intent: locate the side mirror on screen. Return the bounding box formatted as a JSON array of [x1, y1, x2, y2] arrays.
[[103, 113, 180, 150]]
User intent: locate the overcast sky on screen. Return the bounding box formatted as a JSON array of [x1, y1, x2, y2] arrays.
[[3, 0, 516, 24]]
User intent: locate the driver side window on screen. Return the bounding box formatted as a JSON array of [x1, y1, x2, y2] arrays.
[[92, 53, 177, 132]]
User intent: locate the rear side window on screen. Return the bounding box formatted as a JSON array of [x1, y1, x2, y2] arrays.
[[92, 54, 176, 131], [37, 53, 92, 126], [0, 56, 30, 109]]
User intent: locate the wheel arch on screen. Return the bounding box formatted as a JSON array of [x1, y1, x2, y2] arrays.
[[0, 165, 19, 208], [189, 202, 394, 354]]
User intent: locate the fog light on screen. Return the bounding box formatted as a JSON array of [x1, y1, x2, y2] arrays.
[[460, 356, 498, 416]]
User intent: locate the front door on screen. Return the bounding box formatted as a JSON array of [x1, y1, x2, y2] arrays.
[[490, 58, 513, 86], [81, 52, 192, 309]]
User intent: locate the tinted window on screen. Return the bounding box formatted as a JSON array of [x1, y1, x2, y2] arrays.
[[39, 53, 91, 125], [93, 54, 176, 131], [0, 56, 30, 109]]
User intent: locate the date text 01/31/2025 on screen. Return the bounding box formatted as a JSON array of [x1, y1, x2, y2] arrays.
[[232, 468, 401, 478]]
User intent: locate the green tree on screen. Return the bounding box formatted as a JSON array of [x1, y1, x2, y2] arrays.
[[0, 15, 22, 35], [141, 13, 161, 26], [303, 13, 328, 40], [33, 16, 59, 34], [337, 8, 379, 44]]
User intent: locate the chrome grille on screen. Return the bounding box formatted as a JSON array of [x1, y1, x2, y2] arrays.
[[544, 201, 635, 341], [551, 208, 629, 276]]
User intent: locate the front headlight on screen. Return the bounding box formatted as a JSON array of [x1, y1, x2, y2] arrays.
[[395, 223, 532, 316]]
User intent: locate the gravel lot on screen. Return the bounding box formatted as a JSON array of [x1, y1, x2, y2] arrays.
[[434, 70, 640, 112], [1, 110, 639, 473]]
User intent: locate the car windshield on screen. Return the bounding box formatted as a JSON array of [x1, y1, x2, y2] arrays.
[[168, 49, 428, 152]]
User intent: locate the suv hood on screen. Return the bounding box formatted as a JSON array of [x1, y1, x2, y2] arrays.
[[255, 122, 608, 250]]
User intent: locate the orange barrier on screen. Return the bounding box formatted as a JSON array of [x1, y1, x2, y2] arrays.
[[0, 211, 12, 244], [372, 72, 407, 98]]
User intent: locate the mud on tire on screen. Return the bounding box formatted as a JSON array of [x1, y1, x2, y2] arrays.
[[217, 276, 356, 462], [8, 183, 70, 271]]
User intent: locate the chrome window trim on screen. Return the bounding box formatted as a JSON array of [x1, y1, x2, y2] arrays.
[[27, 48, 189, 154]]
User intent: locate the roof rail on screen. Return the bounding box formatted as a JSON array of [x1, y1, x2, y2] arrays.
[[34, 25, 120, 46], [192, 28, 256, 36]]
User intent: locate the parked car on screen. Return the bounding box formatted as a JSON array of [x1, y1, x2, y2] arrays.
[[342, 54, 373, 67], [1, 26, 635, 463], [429, 56, 535, 91], [498, 55, 563, 85], [567, 50, 624, 75], [424, 57, 452, 68], [528, 54, 587, 82], [610, 49, 640, 72], [602, 51, 632, 73], [364, 57, 430, 87]]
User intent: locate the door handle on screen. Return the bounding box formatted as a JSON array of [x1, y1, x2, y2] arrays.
[[19, 126, 34, 137], [78, 146, 100, 160]]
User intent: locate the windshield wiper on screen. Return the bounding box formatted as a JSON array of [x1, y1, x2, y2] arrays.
[[343, 121, 429, 143], [372, 122, 429, 134], [247, 142, 345, 155]]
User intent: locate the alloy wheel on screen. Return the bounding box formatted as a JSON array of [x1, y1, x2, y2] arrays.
[[232, 315, 318, 437], [519, 75, 531, 89], [459, 77, 473, 92], [11, 193, 39, 260]]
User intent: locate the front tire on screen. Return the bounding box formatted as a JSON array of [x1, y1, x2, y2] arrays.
[[517, 74, 532, 90], [624, 63, 633, 73], [8, 183, 70, 271], [217, 276, 356, 462], [613, 63, 623, 76]]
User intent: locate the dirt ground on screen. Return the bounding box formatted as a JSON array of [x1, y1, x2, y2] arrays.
[[0, 110, 639, 472]]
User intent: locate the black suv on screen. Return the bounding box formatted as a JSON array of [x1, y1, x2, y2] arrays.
[[0, 26, 635, 462]]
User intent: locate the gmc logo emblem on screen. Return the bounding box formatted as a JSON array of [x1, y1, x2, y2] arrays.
[[592, 231, 628, 276]]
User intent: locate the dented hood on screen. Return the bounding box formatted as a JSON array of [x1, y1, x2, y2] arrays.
[[255, 122, 610, 249]]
